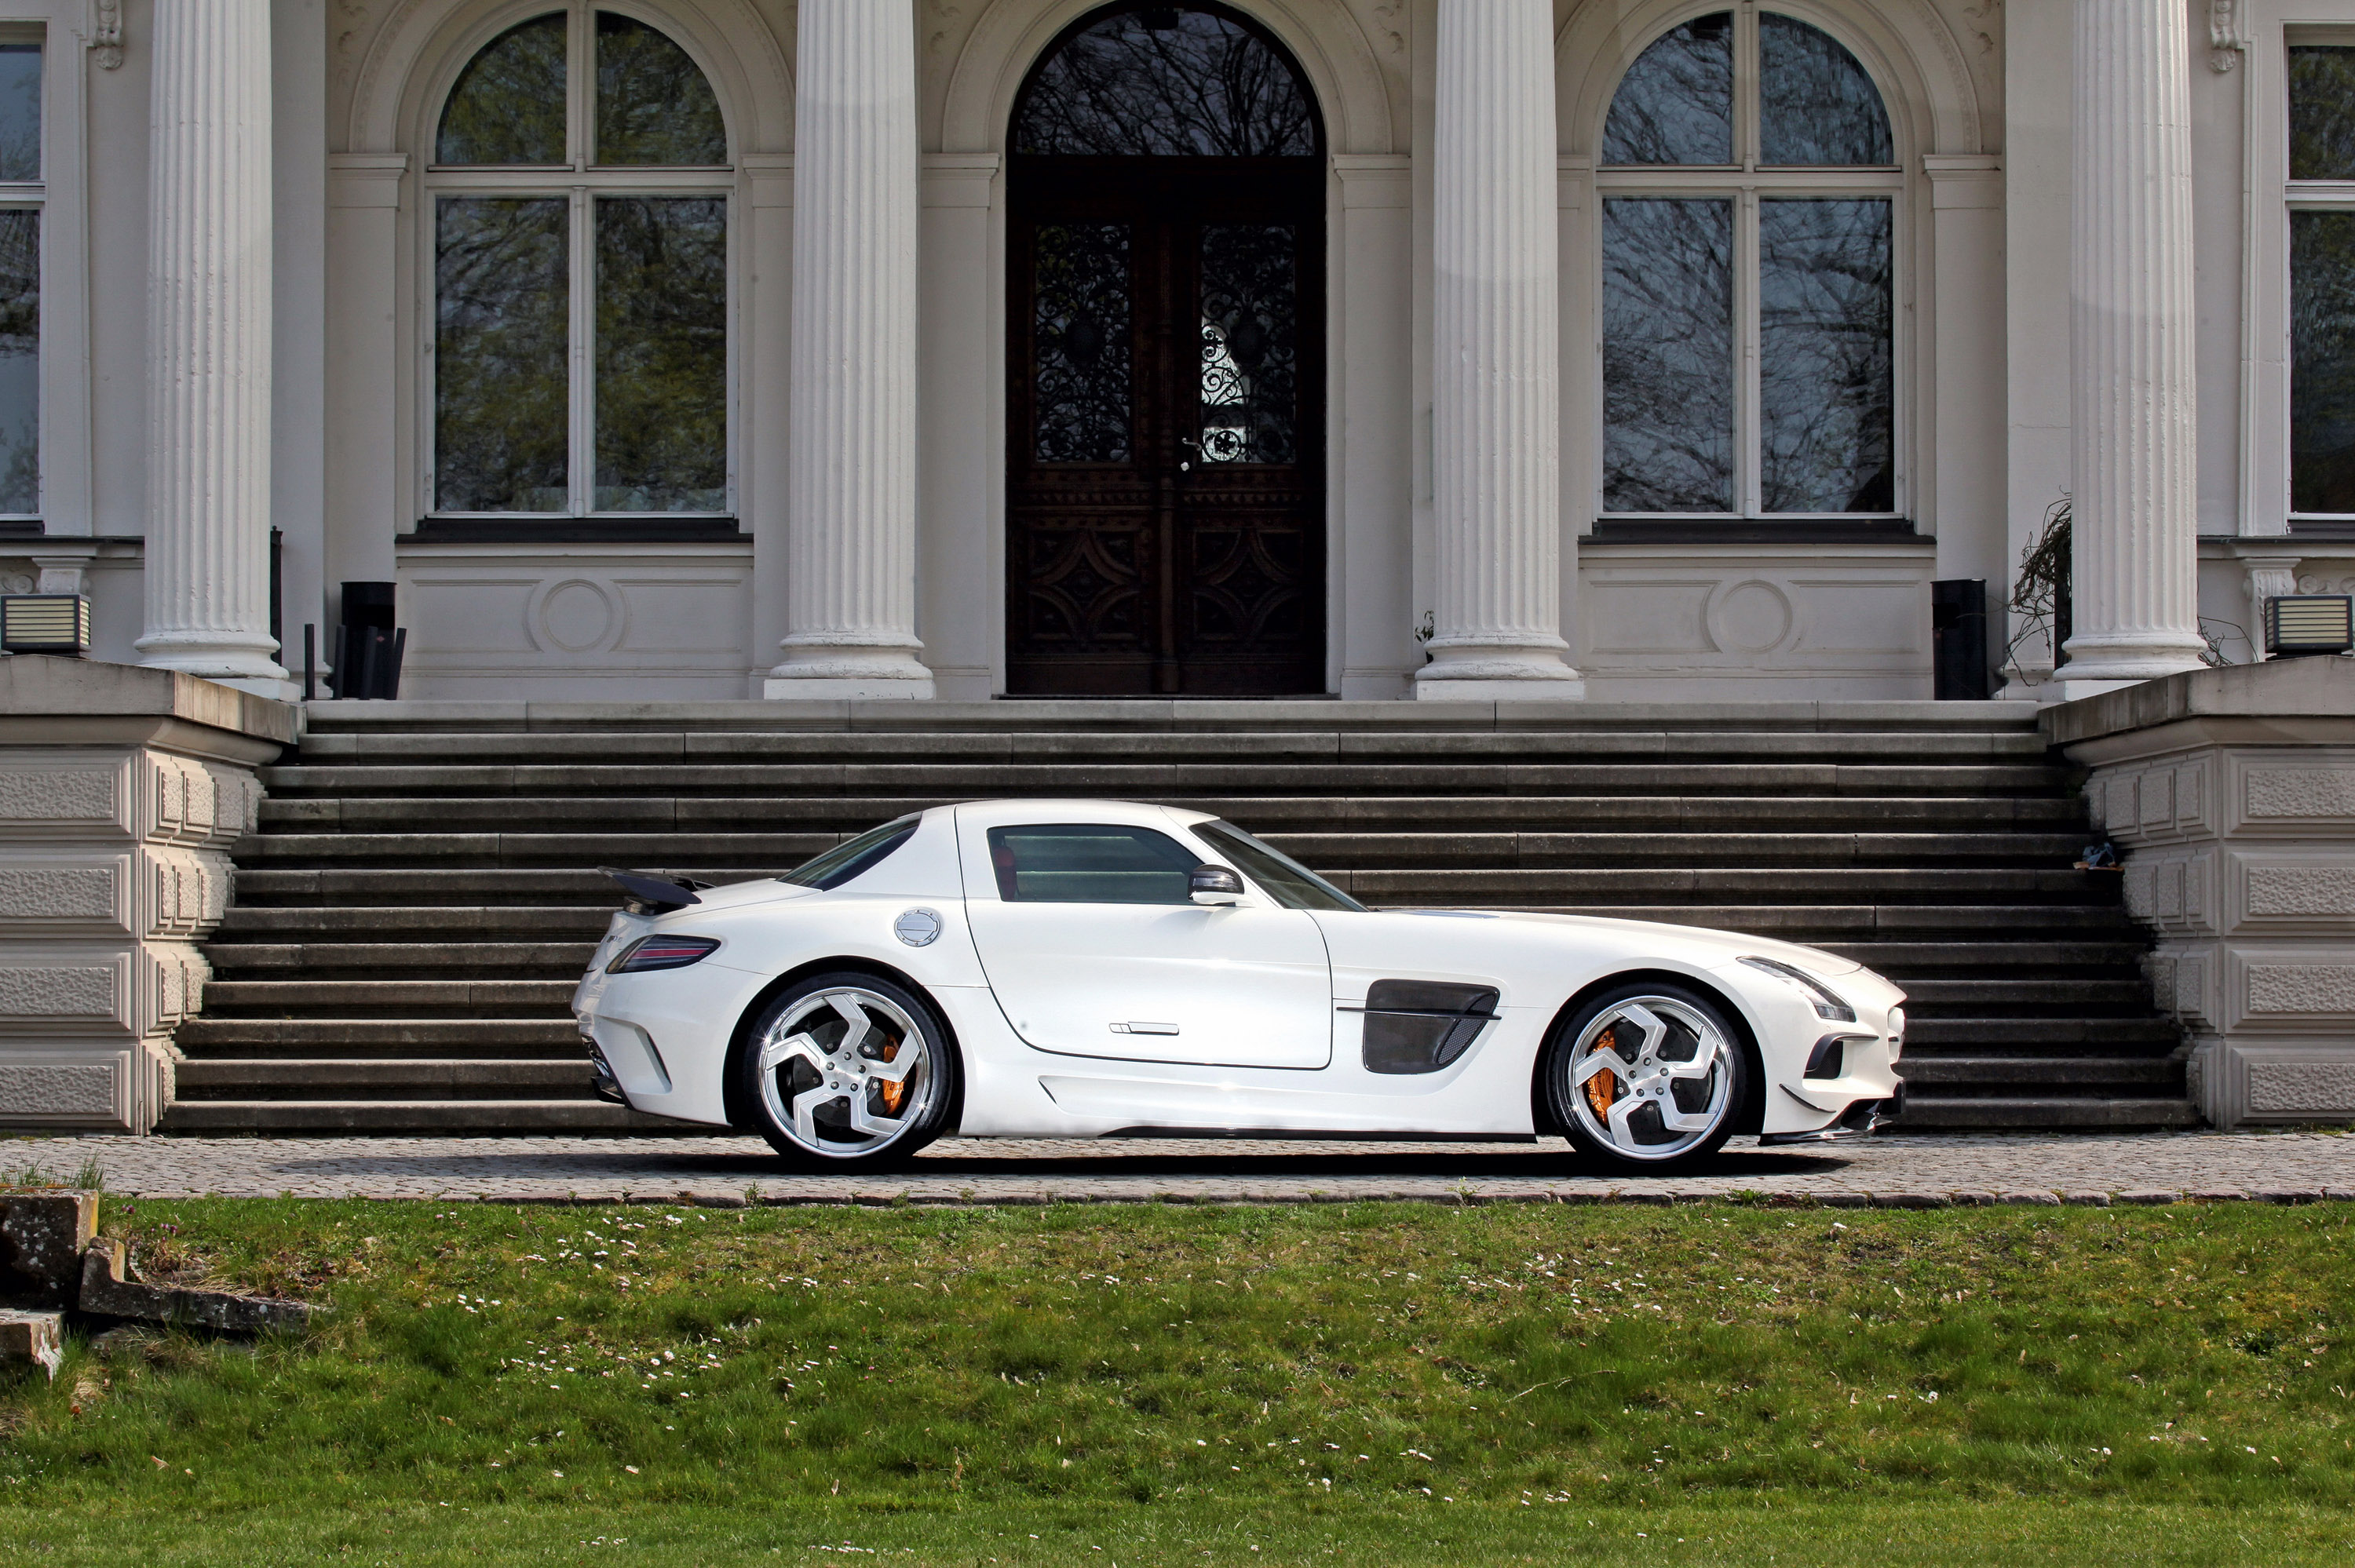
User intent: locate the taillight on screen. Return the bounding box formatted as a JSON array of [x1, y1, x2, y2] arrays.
[[608, 935, 721, 973]]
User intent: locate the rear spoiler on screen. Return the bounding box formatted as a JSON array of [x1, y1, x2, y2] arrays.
[[600, 867, 712, 916]]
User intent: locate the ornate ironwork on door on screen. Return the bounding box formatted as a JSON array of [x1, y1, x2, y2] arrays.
[[1006, 3, 1325, 696]]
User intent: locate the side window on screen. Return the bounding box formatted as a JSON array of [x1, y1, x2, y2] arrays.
[[987, 824, 1203, 905]]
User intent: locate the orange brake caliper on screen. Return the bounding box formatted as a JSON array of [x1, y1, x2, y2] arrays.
[[877, 1041, 909, 1114], [1582, 1025, 1619, 1121]]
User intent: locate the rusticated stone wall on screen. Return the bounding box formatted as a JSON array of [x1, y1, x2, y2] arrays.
[[2050, 658, 2355, 1128], [0, 658, 291, 1132]]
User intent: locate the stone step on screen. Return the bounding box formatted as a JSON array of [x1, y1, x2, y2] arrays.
[[256, 762, 2072, 804], [201, 979, 581, 1012], [1894, 1056, 2186, 1089], [221, 864, 2120, 907], [1898, 1016, 2182, 1048], [295, 698, 2046, 738], [257, 794, 2091, 834], [1895, 1096, 2203, 1129], [154, 1099, 694, 1135], [205, 941, 601, 977], [176, 1017, 582, 1050], [290, 727, 2054, 764], [228, 829, 2098, 871], [173, 1058, 597, 1099]]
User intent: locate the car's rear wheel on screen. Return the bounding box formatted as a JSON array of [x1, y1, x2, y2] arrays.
[[738, 972, 958, 1168], [1542, 980, 1750, 1169]]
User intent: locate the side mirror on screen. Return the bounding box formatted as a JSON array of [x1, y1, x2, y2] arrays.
[[1188, 864, 1246, 906]]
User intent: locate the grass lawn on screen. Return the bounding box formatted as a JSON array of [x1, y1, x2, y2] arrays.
[[2, 1194, 2352, 1564]]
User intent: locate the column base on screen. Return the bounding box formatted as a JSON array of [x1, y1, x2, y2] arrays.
[[1413, 640, 1584, 702], [762, 675, 937, 701], [2043, 676, 2149, 704], [1413, 677, 1587, 702]]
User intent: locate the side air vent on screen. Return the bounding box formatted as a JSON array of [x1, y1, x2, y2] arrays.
[[1356, 979, 1500, 1076]]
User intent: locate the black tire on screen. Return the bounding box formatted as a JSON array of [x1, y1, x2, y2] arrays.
[[1540, 979, 1753, 1170], [736, 971, 959, 1169]]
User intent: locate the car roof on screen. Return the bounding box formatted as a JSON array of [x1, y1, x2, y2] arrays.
[[939, 799, 1219, 831]]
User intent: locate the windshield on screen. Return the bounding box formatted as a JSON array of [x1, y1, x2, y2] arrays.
[[1190, 820, 1366, 913], [780, 816, 918, 890]]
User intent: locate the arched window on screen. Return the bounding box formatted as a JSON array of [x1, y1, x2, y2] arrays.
[[428, 8, 728, 519], [1598, 11, 1898, 520], [1013, 5, 1317, 158]]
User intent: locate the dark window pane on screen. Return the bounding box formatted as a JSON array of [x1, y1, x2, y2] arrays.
[[437, 13, 567, 166], [436, 198, 568, 512], [1192, 821, 1363, 912], [2294, 210, 2355, 512], [1760, 199, 1894, 512], [0, 210, 35, 513], [1602, 13, 1733, 166], [1033, 222, 1133, 463], [596, 197, 726, 512], [1013, 5, 1316, 156], [1759, 14, 1892, 166], [1199, 224, 1297, 465], [781, 817, 918, 890], [987, 823, 1203, 905], [0, 46, 40, 182], [596, 13, 726, 166], [1603, 198, 1733, 512], [2291, 46, 2355, 181]]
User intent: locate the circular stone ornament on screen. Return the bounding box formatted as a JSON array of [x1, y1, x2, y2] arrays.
[[893, 908, 943, 947]]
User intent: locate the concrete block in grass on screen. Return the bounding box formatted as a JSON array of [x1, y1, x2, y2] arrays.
[[0, 1192, 97, 1311], [0, 1308, 63, 1380], [79, 1239, 319, 1334]]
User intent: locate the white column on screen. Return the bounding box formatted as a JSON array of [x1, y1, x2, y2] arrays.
[[1416, 0, 1581, 702], [135, 0, 292, 699], [2054, 0, 2210, 694], [765, 0, 934, 699]]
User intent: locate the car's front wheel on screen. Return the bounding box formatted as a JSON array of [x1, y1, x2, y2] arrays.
[[1541, 980, 1751, 1169], [737, 972, 958, 1168]]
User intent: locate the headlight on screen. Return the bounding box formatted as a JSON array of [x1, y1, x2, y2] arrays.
[[1738, 956, 1857, 1023], [607, 935, 721, 973]]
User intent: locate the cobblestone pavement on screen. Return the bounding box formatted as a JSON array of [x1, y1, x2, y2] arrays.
[[14, 1130, 2355, 1206]]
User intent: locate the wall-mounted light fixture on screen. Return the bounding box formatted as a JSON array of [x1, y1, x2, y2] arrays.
[[0, 594, 93, 655], [2266, 594, 2355, 658]]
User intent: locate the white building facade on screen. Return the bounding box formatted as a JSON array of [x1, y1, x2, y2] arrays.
[[2, 0, 2348, 706]]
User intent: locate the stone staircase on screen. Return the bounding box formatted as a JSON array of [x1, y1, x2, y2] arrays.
[[166, 699, 2195, 1135]]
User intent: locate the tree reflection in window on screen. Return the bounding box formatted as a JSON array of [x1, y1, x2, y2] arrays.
[[2293, 211, 2355, 513], [0, 210, 35, 514], [1602, 13, 1732, 166], [1758, 14, 1890, 166], [596, 13, 725, 166], [1601, 12, 1899, 516], [0, 44, 39, 181], [2291, 46, 2355, 181], [436, 198, 569, 512], [595, 198, 727, 511], [1015, 5, 1315, 157], [1760, 199, 1893, 512], [1034, 224, 1134, 463], [437, 13, 566, 166], [1199, 224, 1297, 464], [1603, 199, 1733, 512]]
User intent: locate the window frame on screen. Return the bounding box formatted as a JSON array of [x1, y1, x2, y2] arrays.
[[2277, 24, 2355, 529], [1591, 2, 1908, 526], [418, 2, 737, 524]]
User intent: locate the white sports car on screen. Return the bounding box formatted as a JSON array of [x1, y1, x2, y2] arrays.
[[571, 800, 1905, 1172]]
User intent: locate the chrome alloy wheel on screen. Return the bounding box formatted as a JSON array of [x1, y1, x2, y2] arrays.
[[1564, 995, 1736, 1161], [753, 986, 936, 1159]]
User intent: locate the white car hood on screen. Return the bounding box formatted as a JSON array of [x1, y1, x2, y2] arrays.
[[1405, 909, 1864, 979]]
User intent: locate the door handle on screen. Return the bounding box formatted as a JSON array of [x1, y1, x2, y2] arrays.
[[1109, 1021, 1181, 1035]]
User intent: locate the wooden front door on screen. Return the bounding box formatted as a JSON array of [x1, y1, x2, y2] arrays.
[[1006, 157, 1326, 695]]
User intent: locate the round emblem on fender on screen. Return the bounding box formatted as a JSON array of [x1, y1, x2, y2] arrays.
[[893, 908, 943, 947]]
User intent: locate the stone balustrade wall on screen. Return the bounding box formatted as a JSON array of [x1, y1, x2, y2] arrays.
[[2051, 658, 2355, 1127], [0, 657, 292, 1132]]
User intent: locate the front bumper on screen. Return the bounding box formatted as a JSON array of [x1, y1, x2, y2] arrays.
[[1758, 1081, 1905, 1146]]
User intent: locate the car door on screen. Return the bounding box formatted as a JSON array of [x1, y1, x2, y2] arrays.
[[959, 811, 1333, 1070]]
